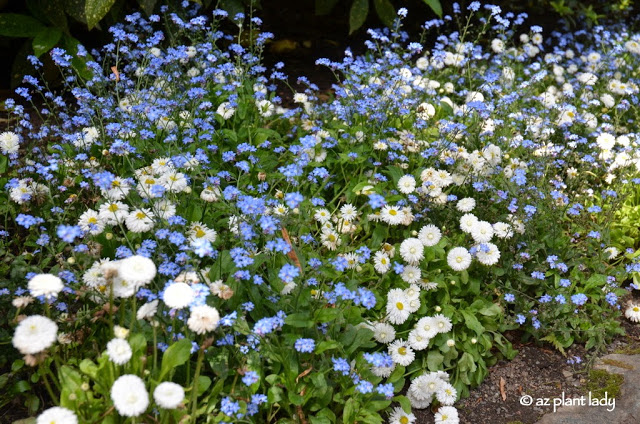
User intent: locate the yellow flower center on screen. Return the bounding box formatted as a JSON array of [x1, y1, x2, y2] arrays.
[[398, 347, 406, 355], [108, 204, 119, 212], [195, 227, 206, 238], [400, 417, 409, 424], [88, 217, 98, 224], [396, 302, 404, 311], [136, 212, 146, 219]]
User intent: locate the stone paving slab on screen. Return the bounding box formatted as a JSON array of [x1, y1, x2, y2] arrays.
[[535, 354, 640, 424]]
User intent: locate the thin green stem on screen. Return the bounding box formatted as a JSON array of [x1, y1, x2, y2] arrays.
[[190, 347, 205, 423]]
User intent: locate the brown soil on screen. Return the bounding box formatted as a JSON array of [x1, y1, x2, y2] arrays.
[[414, 318, 640, 424]]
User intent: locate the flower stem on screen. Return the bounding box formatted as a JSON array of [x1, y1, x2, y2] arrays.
[[190, 347, 205, 423]]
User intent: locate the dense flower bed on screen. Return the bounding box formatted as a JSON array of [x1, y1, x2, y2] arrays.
[[2, 2, 640, 423]]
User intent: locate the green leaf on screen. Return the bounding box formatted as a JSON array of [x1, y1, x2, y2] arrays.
[[315, 0, 339, 15], [373, 0, 396, 28], [33, 27, 62, 57], [79, 359, 98, 379], [160, 338, 192, 380], [423, 0, 442, 17], [343, 398, 357, 423], [63, 0, 87, 23], [27, 0, 69, 33], [349, 0, 369, 34], [285, 312, 313, 328], [461, 310, 485, 336], [197, 376, 211, 395], [427, 351, 444, 371], [61, 35, 93, 80], [85, 0, 117, 29], [315, 340, 340, 354], [0, 14, 45, 37], [137, 0, 158, 15], [0, 155, 7, 174], [393, 395, 411, 413], [314, 307, 342, 323]]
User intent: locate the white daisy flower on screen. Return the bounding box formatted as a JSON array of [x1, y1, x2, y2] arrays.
[[397, 175, 417, 194], [111, 375, 149, 417], [78, 209, 106, 235], [436, 382, 458, 406], [409, 373, 441, 401], [12, 315, 58, 355], [387, 289, 411, 324], [163, 283, 194, 309], [187, 305, 220, 334], [434, 406, 459, 424], [447, 247, 472, 271], [373, 322, 396, 344], [272, 203, 289, 216], [459, 213, 478, 233], [119, 255, 156, 286], [408, 328, 431, 350], [314, 208, 332, 223], [320, 230, 341, 250], [339, 203, 358, 221], [0, 131, 20, 154], [200, 186, 221, 202], [125, 208, 155, 233], [137, 300, 159, 320], [371, 251, 390, 274], [106, 338, 132, 365], [99, 201, 130, 225], [370, 363, 396, 378], [471, 220, 494, 243], [433, 314, 453, 333], [456, 197, 476, 212], [407, 390, 432, 409], [388, 406, 416, 424], [389, 339, 415, 366], [188, 222, 217, 244], [154, 199, 176, 220], [36, 407, 78, 424], [475, 243, 501, 266], [493, 222, 513, 239], [154, 382, 185, 409], [400, 238, 424, 264], [380, 205, 404, 225], [161, 172, 189, 192], [28, 274, 64, 299], [418, 224, 442, 247], [401, 265, 422, 284], [625, 303, 640, 323], [416, 317, 439, 338]]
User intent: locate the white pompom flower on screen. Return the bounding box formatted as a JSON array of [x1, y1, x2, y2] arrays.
[[111, 375, 149, 417], [106, 338, 132, 365], [118, 255, 157, 286], [28, 274, 64, 299], [187, 305, 220, 334], [163, 282, 195, 309], [36, 406, 78, 424], [153, 382, 185, 409], [12, 315, 58, 355]]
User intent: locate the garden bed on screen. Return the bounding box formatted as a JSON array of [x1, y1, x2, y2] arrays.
[[2, 2, 640, 424]]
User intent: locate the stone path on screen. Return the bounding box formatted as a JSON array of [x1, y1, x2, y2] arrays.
[[535, 354, 640, 424]]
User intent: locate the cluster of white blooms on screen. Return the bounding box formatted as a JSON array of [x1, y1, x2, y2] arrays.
[[82, 255, 156, 298], [409, 371, 458, 410]]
